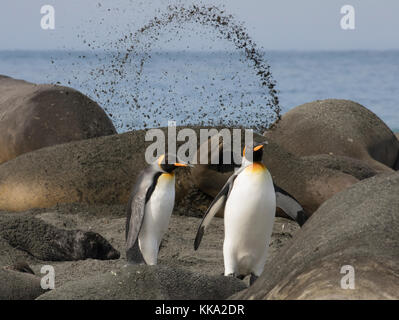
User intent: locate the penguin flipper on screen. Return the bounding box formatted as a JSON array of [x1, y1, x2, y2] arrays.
[[194, 171, 239, 250], [126, 189, 147, 263], [274, 184, 308, 227], [126, 169, 161, 263]]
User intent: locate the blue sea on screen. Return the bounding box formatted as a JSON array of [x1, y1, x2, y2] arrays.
[[1, 50, 398, 132]]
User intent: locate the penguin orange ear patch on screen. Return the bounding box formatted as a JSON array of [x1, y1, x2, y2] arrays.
[[243, 146, 246, 156], [158, 154, 165, 166], [254, 145, 264, 151]]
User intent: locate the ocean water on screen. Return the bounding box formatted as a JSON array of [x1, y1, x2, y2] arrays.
[[0, 50, 398, 132]]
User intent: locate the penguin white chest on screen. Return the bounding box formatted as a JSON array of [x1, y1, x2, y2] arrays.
[[138, 173, 175, 264], [224, 163, 276, 276]]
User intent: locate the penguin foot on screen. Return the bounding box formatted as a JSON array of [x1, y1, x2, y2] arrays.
[[249, 273, 258, 285], [225, 273, 246, 280]]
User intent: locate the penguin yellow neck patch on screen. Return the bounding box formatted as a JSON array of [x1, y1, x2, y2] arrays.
[[161, 172, 175, 179], [247, 162, 266, 172]]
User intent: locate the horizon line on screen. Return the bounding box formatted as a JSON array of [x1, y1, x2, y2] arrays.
[[1, 48, 399, 54]]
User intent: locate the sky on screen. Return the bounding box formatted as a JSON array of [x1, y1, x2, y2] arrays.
[[0, 0, 398, 51]]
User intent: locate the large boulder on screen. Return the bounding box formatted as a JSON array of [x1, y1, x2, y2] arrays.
[[232, 172, 399, 299], [0, 75, 116, 164], [264, 99, 398, 172], [37, 264, 246, 300]]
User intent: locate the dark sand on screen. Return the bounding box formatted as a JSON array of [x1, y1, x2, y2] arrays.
[[0, 203, 298, 289]]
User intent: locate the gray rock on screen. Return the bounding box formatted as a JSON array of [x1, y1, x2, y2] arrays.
[[264, 99, 398, 172], [37, 264, 246, 300], [232, 171, 399, 299], [0, 75, 116, 165]]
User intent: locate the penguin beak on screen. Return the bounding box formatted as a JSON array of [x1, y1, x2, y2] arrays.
[[253, 140, 268, 151], [174, 162, 194, 168]]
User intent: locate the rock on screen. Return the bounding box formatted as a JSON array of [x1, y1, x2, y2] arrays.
[[232, 172, 399, 299], [0, 75, 116, 164], [192, 134, 359, 216], [264, 99, 398, 172], [0, 127, 205, 212], [37, 264, 246, 300], [0, 268, 46, 300], [0, 215, 120, 261]]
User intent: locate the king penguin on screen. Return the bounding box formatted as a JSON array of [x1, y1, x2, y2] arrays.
[[126, 154, 190, 265], [194, 142, 308, 285]]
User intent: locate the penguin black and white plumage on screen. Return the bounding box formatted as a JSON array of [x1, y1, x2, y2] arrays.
[[194, 142, 308, 285], [126, 154, 189, 265]]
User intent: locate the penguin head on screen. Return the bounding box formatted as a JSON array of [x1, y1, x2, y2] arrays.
[[156, 154, 191, 173], [242, 142, 266, 163]]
